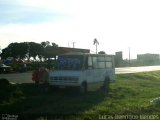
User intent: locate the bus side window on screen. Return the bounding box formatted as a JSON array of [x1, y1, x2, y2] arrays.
[[98, 62, 106, 69], [98, 56, 105, 62], [105, 56, 112, 61], [106, 61, 112, 68], [88, 56, 93, 69], [93, 57, 98, 69], [97, 56, 105, 69]]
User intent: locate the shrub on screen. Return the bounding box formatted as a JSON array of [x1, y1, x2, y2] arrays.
[[0, 78, 25, 104], [0, 78, 11, 103]]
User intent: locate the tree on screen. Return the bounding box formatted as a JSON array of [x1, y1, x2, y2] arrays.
[[1, 41, 58, 61], [93, 38, 99, 54], [41, 41, 51, 48], [8, 43, 19, 59], [98, 51, 106, 54], [0, 46, 1, 60], [1, 42, 28, 60], [1, 47, 11, 59], [0, 46, 1, 54], [28, 42, 44, 60], [52, 42, 58, 47], [18, 42, 28, 59], [41, 41, 47, 48], [43, 42, 58, 59]]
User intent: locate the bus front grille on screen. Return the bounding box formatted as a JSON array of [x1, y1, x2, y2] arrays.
[[50, 76, 79, 83]]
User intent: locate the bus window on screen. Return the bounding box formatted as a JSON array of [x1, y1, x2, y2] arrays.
[[105, 56, 112, 61], [93, 57, 98, 69], [106, 61, 112, 68], [98, 56, 105, 62], [98, 62, 106, 69], [88, 56, 93, 69], [57, 55, 84, 70]]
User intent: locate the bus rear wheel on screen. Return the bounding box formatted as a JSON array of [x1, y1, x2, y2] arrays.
[[102, 77, 110, 94], [79, 82, 87, 94]]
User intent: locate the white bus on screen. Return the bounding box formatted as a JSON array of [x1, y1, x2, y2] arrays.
[[49, 53, 115, 93]]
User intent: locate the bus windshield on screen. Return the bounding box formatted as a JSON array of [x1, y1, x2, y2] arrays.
[[57, 55, 84, 70]]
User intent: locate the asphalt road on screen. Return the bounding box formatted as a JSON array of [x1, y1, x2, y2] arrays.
[[115, 65, 160, 74], [1, 65, 160, 84], [0, 71, 33, 84]]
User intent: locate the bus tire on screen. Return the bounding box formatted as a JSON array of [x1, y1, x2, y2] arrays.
[[102, 77, 110, 94], [79, 82, 87, 94], [35, 81, 39, 84]]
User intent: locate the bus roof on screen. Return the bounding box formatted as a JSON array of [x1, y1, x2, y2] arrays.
[[59, 52, 114, 57]]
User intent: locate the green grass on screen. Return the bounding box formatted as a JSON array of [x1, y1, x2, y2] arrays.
[[1, 71, 160, 120]]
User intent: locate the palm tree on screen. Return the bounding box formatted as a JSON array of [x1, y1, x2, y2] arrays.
[[93, 38, 99, 54]]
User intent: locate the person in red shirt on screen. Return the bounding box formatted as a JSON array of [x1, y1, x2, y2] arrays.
[[39, 67, 49, 84], [32, 68, 40, 84]]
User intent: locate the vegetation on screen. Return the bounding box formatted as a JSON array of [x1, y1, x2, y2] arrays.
[[93, 38, 99, 54], [1, 71, 160, 119], [0, 78, 25, 104], [0, 41, 58, 61], [98, 51, 106, 54]]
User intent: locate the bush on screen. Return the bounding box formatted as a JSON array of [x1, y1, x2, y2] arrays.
[[0, 78, 10, 86], [0, 78, 25, 104], [0, 78, 11, 103]]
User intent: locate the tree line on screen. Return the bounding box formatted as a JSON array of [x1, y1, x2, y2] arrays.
[[0, 41, 58, 61]]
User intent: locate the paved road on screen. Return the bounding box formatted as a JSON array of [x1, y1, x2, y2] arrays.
[[1, 65, 160, 84], [0, 71, 33, 84], [115, 65, 160, 74]]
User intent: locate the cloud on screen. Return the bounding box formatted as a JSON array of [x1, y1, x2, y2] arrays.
[[0, 0, 67, 24], [1, 0, 160, 59]]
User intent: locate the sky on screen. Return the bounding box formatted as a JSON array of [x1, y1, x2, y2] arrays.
[[0, 0, 160, 59]]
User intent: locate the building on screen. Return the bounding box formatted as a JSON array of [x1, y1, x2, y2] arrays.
[[115, 51, 123, 67], [137, 53, 160, 66]]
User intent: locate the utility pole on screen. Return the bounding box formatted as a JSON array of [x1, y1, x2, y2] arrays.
[[129, 47, 131, 66], [72, 42, 76, 48], [93, 38, 99, 54], [0, 46, 1, 60]]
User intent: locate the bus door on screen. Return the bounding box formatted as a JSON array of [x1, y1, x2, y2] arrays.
[[85, 56, 102, 91]]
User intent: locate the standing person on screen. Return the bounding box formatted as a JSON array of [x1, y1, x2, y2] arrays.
[[32, 68, 40, 84], [39, 67, 49, 92], [39, 67, 49, 84]]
